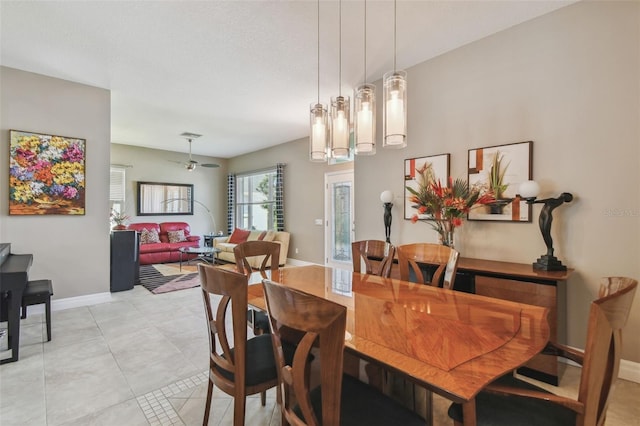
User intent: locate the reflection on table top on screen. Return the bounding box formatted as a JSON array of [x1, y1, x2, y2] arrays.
[[247, 265, 549, 404]]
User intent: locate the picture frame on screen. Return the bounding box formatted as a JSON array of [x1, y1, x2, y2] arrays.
[[9, 130, 86, 215], [404, 153, 450, 220], [467, 141, 533, 222], [137, 181, 194, 216]]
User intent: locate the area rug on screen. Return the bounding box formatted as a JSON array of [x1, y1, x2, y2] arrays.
[[138, 263, 201, 294]]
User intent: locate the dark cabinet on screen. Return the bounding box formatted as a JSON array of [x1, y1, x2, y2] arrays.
[[110, 230, 139, 292]]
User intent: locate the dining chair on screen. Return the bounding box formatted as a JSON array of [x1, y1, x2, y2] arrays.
[[198, 264, 279, 426], [234, 240, 281, 335], [351, 240, 396, 278], [262, 279, 425, 426], [397, 243, 460, 289], [448, 276, 638, 426]]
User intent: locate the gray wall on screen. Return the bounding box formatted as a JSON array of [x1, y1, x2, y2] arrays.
[[1, 1, 637, 363], [235, 2, 640, 362], [0, 67, 111, 299], [110, 143, 227, 238]]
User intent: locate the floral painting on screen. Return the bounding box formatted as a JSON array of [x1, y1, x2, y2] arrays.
[[9, 130, 86, 215], [467, 141, 532, 222], [404, 154, 450, 220]]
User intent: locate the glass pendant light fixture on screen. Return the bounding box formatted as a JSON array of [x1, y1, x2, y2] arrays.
[[309, 0, 329, 162], [330, 0, 351, 159], [383, 0, 407, 149], [354, 0, 376, 156]]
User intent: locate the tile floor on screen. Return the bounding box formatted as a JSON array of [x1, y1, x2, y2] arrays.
[[1, 284, 638, 426]]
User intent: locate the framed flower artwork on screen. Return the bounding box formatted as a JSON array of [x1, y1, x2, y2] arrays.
[[404, 153, 450, 220], [9, 130, 86, 215], [467, 141, 532, 222]]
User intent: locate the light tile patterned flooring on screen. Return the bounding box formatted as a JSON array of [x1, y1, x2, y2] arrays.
[[1, 284, 639, 425]]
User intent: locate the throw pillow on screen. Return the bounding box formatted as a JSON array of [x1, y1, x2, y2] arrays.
[[167, 229, 187, 243], [261, 231, 276, 242], [228, 228, 251, 244], [140, 228, 160, 244]]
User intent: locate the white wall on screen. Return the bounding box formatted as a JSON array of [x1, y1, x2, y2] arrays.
[[0, 67, 111, 299], [110, 143, 227, 238]]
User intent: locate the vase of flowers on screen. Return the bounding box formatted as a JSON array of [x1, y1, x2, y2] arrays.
[[110, 209, 129, 230], [406, 165, 495, 249]]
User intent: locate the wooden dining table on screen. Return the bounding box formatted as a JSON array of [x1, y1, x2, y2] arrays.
[[246, 265, 550, 426]]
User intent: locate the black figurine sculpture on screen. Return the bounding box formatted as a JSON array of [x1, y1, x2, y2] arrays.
[[528, 192, 573, 271], [380, 190, 394, 243]]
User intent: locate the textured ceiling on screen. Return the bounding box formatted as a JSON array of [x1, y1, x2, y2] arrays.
[[0, 0, 575, 159]]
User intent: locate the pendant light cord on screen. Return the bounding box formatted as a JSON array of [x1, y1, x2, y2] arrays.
[[393, 0, 397, 72], [363, 0, 367, 83], [339, 0, 342, 96], [317, 0, 320, 104]]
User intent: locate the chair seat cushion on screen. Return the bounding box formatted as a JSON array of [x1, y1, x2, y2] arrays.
[[214, 334, 276, 386], [447, 374, 577, 426], [299, 374, 424, 426], [249, 309, 271, 334]]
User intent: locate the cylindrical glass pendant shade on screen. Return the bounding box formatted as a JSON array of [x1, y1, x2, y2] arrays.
[[383, 70, 407, 149], [354, 84, 376, 156], [330, 95, 351, 159], [309, 102, 329, 162]]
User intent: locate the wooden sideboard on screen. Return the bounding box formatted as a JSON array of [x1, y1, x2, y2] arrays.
[[382, 257, 572, 385]]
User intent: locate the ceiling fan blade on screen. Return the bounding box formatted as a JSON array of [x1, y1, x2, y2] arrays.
[[201, 163, 220, 168]]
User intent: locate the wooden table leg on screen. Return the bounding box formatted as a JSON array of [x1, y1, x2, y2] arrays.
[[462, 399, 477, 426]]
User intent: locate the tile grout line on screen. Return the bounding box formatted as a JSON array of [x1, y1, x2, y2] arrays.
[[135, 370, 208, 426]]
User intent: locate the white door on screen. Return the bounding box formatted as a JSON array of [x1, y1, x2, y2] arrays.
[[325, 171, 355, 269]]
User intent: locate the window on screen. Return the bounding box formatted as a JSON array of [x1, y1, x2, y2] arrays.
[[110, 166, 126, 214], [235, 168, 277, 231]]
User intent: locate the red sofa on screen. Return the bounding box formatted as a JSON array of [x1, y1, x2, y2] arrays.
[[127, 222, 200, 265]]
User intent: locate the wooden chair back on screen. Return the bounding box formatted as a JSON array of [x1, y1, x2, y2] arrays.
[[234, 240, 280, 276], [352, 240, 396, 278], [263, 279, 347, 426], [397, 243, 460, 289], [577, 276, 637, 425], [198, 264, 278, 425]]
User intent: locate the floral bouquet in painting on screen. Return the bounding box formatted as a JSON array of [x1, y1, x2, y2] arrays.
[[406, 164, 494, 247], [9, 131, 86, 215]]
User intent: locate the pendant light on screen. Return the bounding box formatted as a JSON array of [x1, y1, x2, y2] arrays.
[[383, 0, 407, 149], [330, 0, 351, 159], [309, 0, 329, 162], [354, 0, 376, 156]]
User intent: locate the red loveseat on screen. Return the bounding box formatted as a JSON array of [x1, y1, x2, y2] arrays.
[[127, 222, 200, 265]]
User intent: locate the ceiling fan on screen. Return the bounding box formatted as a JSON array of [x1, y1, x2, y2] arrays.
[[172, 132, 220, 171]]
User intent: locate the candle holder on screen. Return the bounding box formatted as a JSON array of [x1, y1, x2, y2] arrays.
[[518, 181, 573, 271]]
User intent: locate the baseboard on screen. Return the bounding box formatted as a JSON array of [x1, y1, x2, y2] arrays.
[[285, 258, 317, 267], [559, 347, 640, 384], [25, 292, 114, 315]]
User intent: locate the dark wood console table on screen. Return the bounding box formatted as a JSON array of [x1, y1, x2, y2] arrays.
[[382, 257, 573, 385]]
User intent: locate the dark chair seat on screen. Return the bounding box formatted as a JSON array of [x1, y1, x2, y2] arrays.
[[215, 334, 277, 386], [448, 374, 576, 426], [21, 279, 53, 342], [299, 374, 425, 426]]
